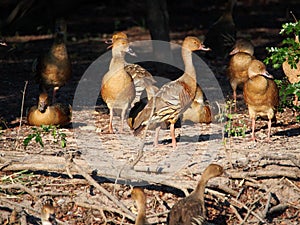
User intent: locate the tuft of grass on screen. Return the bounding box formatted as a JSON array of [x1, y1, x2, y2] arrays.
[[216, 100, 247, 143], [23, 125, 67, 149]]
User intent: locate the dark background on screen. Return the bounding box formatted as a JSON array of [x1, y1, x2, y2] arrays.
[[0, 0, 300, 125]]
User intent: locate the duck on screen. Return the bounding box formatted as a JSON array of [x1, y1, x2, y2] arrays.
[[127, 84, 159, 129], [131, 36, 210, 148], [204, 0, 236, 59], [131, 187, 147, 225], [227, 38, 255, 111], [106, 31, 157, 100], [167, 164, 224, 225], [27, 92, 72, 126], [243, 59, 279, 141], [282, 35, 300, 106], [41, 199, 57, 225], [34, 20, 72, 103], [181, 84, 212, 124], [101, 38, 136, 133]]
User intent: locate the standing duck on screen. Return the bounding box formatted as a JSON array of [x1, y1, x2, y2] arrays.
[[101, 38, 136, 133], [227, 39, 255, 111], [282, 35, 300, 106], [181, 84, 212, 124], [243, 59, 279, 141], [168, 164, 224, 225], [27, 92, 71, 126], [41, 199, 57, 225], [34, 20, 72, 103], [204, 0, 236, 59], [106, 31, 157, 99], [132, 36, 210, 148], [131, 187, 147, 225]]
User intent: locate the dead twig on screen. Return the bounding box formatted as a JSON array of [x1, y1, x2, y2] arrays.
[[229, 170, 300, 180], [75, 201, 135, 222], [72, 160, 135, 219], [130, 90, 157, 168], [260, 154, 300, 169], [0, 183, 37, 199], [229, 205, 243, 223]]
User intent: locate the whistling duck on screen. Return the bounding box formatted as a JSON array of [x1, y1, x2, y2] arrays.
[[101, 38, 136, 133], [227, 38, 255, 111], [106, 32, 157, 100], [131, 187, 147, 225], [282, 35, 300, 106], [41, 199, 57, 225], [132, 36, 210, 148], [204, 0, 236, 59], [27, 92, 71, 126], [34, 20, 72, 103], [181, 84, 212, 124], [168, 164, 224, 225], [243, 59, 279, 141]]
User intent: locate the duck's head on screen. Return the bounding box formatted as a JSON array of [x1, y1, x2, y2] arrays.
[[38, 92, 49, 113], [182, 36, 211, 52], [248, 59, 273, 79], [230, 39, 254, 56]]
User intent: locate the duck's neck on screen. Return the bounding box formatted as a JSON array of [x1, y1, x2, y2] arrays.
[[51, 43, 68, 61], [135, 200, 146, 225], [249, 75, 269, 92], [222, 0, 235, 21], [191, 177, 208, 202], [109, 51, 126, 71], [179, 47, 197, 96]]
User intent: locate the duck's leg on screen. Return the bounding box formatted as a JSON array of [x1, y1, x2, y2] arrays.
[[266, 118, 272, 142], [154, 126, 161, 147], [52, 87, 59, 103], [170, 123, 177, 148], [109, 108, 114, 133], [120, 107, 127, 133], [251, 117, 256, 141], [233, 89, 237, 112]]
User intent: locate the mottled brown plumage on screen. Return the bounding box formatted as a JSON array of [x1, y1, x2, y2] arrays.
[[168, 164, 224, 225], [34, 22, 72, 103], [204, 0, 236, 59], [27, 92, 71, 126], [132, 36, 210, 148], [101, 38, 136, 133], [227, 38, 255, 111], [127, 84, 159, 129], [182, 85, 212, 124], [131, 187, 147, 225], [243, 59, 279, 141], [41, 199, 57, 225]]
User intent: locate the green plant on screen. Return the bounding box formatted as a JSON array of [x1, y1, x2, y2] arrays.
[[1, 170, 33, 184], [264, 18, 300, 120], [23, 125, 67, 149], [264, 21, 300, 69], [216, 100, 247, 140]]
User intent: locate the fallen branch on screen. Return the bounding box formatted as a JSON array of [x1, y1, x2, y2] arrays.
[[75, 201, 135, 222], [260, 154, 300, 169], [229, 171, 300, 180], [72, 160, 135, 219], [0, 183, 37, 199]]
